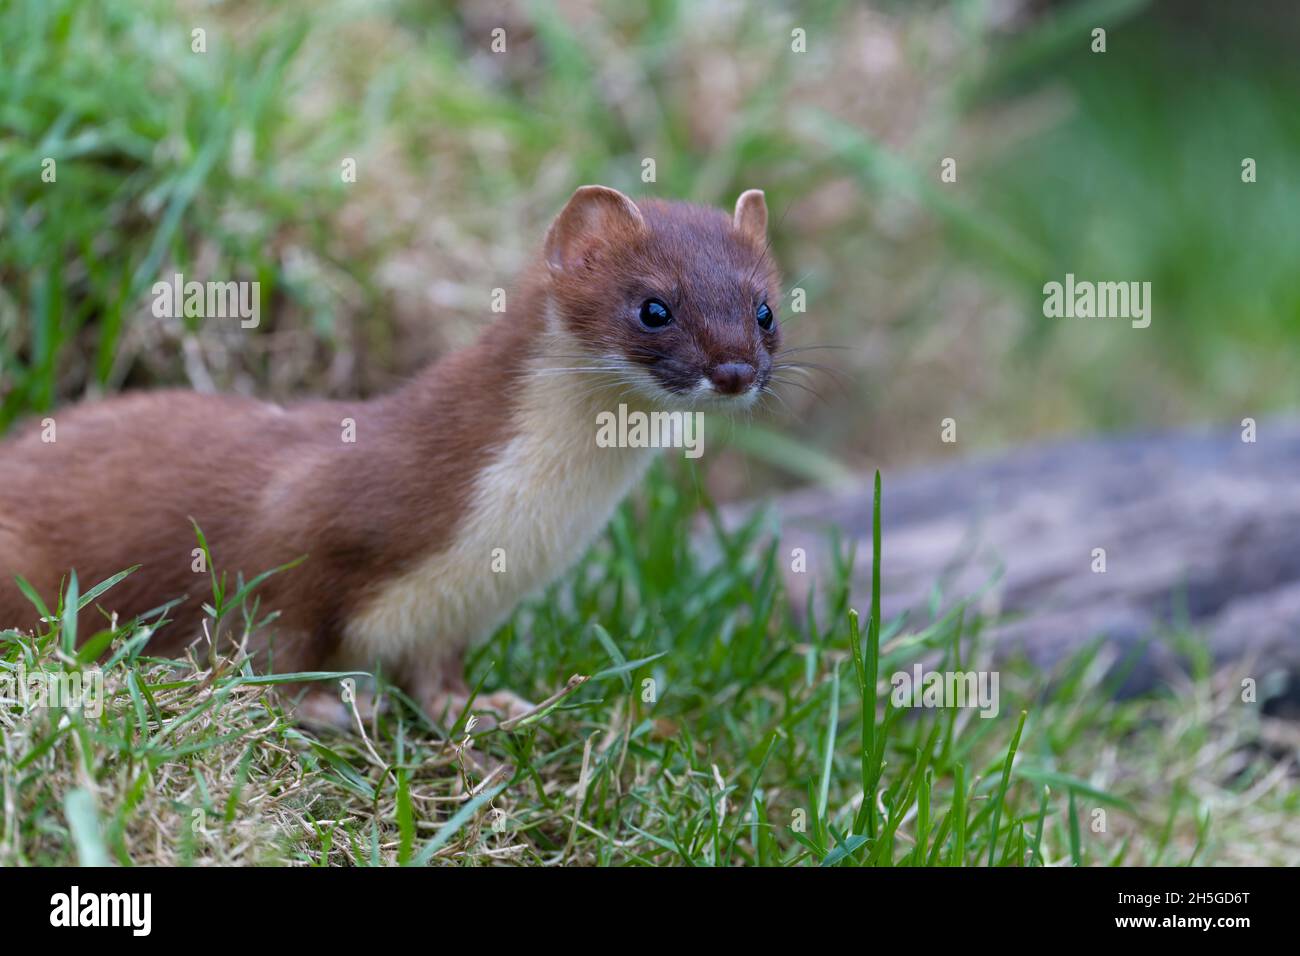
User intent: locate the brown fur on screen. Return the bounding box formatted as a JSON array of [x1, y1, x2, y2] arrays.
[[0, 186, 781, 706], [550, 195, 782, 399], [0, 316, 535, 670]]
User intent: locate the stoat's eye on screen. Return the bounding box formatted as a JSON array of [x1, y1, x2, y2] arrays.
[[756, 301, 774, 331], [639, 298, 673, 330]]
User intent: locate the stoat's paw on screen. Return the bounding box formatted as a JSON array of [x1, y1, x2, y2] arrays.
[[477, 688, 535, 722], [293, 681, 380, 730], [419, 686, 535, 732]]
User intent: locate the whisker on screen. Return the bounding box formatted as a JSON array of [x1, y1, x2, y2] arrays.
[[530, 366, 636, 372], [768, 375, 832, 406], [780, 270, 813, 295], [774, 344, 854, 355], [758, 386, 794, 418], [770, 361, 852, 388]]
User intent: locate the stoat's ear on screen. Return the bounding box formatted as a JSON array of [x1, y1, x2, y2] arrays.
[[733, 188, 768, 243], [545, 185, 645, 272]]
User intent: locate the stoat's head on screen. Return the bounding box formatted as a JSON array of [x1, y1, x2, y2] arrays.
[[543, 185, 782, 410]]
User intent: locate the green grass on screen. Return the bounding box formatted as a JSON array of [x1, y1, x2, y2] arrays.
[[0, 0, 381, 430], [3, 465, 1294, 866]]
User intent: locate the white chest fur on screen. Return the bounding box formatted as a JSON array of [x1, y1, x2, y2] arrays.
[[343, 353, 657, 668]]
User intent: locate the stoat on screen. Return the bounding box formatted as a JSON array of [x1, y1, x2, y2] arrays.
[[0, 185, 783, 723]]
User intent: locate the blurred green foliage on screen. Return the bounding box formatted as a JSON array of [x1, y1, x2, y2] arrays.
[[972, 4, 1300, 428]]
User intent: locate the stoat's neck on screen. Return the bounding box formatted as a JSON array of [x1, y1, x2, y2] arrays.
[[339, 289, 658, 661], [323, 279, 657, 576], [385, 269, 658, 474]]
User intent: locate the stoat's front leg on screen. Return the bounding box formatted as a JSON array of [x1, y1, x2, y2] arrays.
[[402, 645, 533, 732]]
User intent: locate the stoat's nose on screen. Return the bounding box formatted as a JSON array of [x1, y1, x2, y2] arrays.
[[709, 362, 757, 395]]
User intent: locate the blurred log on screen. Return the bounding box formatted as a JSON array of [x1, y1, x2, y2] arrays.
[[734, 419, 1300, 693]]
